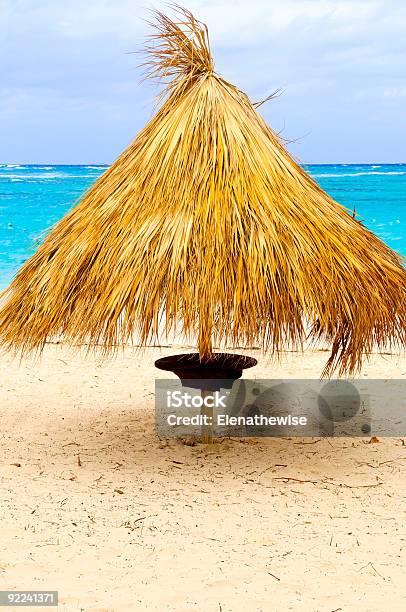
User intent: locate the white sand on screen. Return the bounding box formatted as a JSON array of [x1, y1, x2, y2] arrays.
[[0, 345, 405, 611]]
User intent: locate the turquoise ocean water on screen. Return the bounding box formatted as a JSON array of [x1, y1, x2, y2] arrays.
[[0, 163, 405, 289]]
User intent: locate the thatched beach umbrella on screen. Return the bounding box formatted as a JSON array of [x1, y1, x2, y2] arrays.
[[0, 7, 405, 379]]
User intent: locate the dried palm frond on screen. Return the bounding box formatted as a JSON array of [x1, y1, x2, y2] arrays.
[[142, 5, 214, 100], [0, 6, 405, 376]]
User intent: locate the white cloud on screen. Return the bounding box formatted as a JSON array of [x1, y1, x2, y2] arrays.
[[1, 0, 406, 163]]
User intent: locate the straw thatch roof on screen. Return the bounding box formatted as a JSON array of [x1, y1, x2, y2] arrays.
[[0, 7, 405, 375]]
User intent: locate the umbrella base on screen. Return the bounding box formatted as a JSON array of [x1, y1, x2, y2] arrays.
[[154, 352, 257, 390]]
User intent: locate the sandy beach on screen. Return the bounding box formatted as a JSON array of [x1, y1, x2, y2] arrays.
[[0, 344, 405, 611], [1, 2, 406, 612]]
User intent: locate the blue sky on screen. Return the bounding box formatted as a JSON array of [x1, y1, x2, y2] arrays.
[[1, 0, 406, 164]]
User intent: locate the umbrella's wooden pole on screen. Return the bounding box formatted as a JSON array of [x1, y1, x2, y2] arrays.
[[198, 321, 214, 442], [198, 313, 213, 361], [201, 389, 214, 444]]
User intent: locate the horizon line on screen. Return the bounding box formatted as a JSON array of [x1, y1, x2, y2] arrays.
[[1, 162, 405, 167]]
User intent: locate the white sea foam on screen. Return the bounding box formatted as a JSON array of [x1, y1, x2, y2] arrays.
[[0, 173, 66, 179], [312, 171, 406, 178], [84, 165, 106, 169], [0, 172, 97, 180]]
